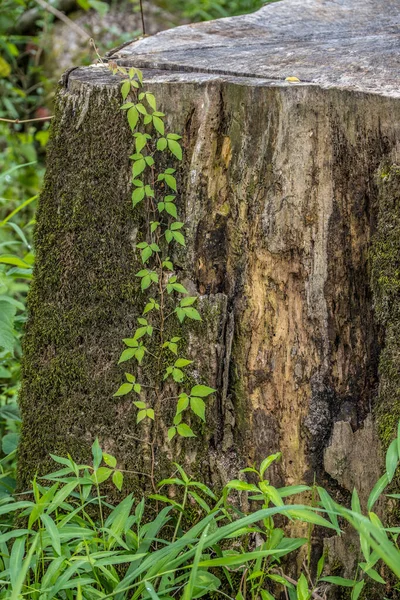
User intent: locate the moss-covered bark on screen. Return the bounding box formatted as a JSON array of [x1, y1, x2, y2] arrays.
[[372, 165, 400, 455]]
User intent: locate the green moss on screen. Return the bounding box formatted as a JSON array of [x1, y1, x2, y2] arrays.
[[371, 165, 400, 453]]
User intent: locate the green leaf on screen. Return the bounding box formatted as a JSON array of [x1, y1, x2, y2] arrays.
[[184, 306, 201, 320], [320, 576, 355, 587], [2, 432, 19, 454], [137, 410, 147, 423], [177, 423, 196, 437], [113, 383, 133, 397], [175, 358, 193, 368], [121, 80, 130, 100], [351, 581, 365, 600], [165, 202, 178, 218], [367, 473, 389, 511], [172, 231, 185, 245], [135, 103, 147, 115], [168, 427, 176, 440], [0, 299, 16, 355], [134, 401, 146, 409], [127, 106, 139, 130], [91, 438, 103, 469], [168, 139, 183, 160], [113, 470, 123, 491], [145, 93, 156, 110], [260, 452, 282, 477], [191, 385, 216, 397], [190, 396, 206, 421], [132, 186, 145, 207], [386, 438, 398, 482], [125, 373, 135, 383], [132, 159, 146, 178], [103, 453, 117, 468], [142, 246, 153, 263], [225, 479, 260, 493], [167, 133, 182, 140], [157, 137, 167, 151], [41, 513, 61, 555], [181, 296, 197, 307], [92, 467, 112, 484], [146, 409, 155, 420], [118, 348, 136, 363], [297, 573, 310, 600], [153, 115, 165, 134], [177, 394, 189, 414], [165, 174, 177, 191]]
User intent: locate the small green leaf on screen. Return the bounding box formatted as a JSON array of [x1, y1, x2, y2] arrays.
[[118, 348, 136, 363], [112, 470, 123, 491], [127, 106, 139, 130], [146, 93, 156, 110], [113, 383, 133, 397], [177, 423, 196, 437], [190, 396, 206, 421], [137, 410, 147, 423], [91, 438, 103, 469], [146, 409, 155, 420], [132, 186, 145, 207], [181, 296, 197, 307], [103, 453, 117, 468], [190, 385, 216, 398], [157, 138, 167, 151], [184, 306, 201, 320], [132, 159, 146, 178], [165, 202, 178, 218], [172, 231, 185, 245], [121, 80, 130, 100], [134, 401, 146, 409], [168, 139, 182, 160], [168, 427, 176, 440], [177, 394, 189, 414], [92, 467, 112, 484], [175, 358, 193, 368], [165, 174, 177, 191], [153, 115, 165, 134]]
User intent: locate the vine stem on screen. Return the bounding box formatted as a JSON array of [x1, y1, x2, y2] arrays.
[[0, 116, 53, 124], [139, 0, 146, 36]]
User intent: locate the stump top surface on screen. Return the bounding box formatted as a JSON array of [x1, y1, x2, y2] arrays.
[[107, 0, 400, 97]]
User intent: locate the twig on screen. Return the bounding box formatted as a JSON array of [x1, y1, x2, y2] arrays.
[[275, 570, 325, 600], [0, 116, 54, 124], [139, 0, 146, 35], [33, 0, 91, 40]]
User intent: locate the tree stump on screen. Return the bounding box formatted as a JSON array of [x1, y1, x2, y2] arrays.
[[19, 0, 400, 517]]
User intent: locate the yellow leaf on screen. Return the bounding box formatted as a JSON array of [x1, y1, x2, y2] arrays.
[[0, 56, 11, 78], [285, 76, 301, 83]]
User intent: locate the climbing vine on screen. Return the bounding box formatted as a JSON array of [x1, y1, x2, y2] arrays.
[[109, 64, 215, 440]]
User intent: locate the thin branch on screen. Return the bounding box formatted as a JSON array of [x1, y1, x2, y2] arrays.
[[0, 116, 54, 124], [274, 570, 325, 600], [139, 0, 146, 35], [33, 0, 91, 40]]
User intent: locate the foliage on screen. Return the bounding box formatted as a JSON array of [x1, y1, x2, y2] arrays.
[[157, 0, 275, 21], [108, 64, 216, 438], [0, 430, 400, 598]]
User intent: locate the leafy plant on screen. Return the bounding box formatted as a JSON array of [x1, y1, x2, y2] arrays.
[[109, 64, 216, 438], [0, 443, 333, 600]]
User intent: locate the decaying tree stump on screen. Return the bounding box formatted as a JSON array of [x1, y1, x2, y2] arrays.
[[19, 0, 400, 532]]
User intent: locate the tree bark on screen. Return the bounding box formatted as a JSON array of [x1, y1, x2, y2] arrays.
[[19, 0, 400, 516]]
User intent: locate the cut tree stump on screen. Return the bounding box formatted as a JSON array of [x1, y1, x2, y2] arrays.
[[19, 0, 400, 521]]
